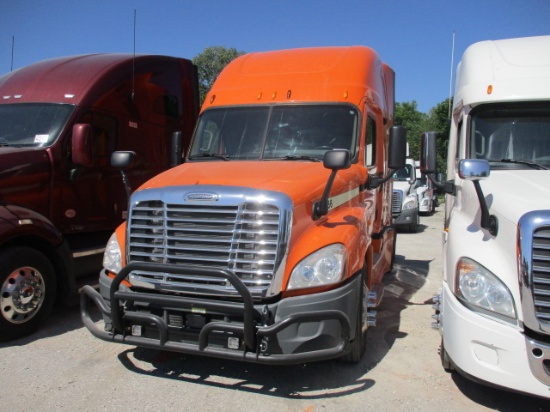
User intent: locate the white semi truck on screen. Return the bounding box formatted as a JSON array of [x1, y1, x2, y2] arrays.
[[392, 158, 420, 232], [415, 160, 435, 214], [421, 35, 550, 398]]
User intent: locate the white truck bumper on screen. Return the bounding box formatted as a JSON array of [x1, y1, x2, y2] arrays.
[[440, 282, 550, 399]]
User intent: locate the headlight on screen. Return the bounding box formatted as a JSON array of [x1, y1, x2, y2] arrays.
[[288, 244, 347, 290], [103, 232, 122, 274], [402, 195, 417, 210], [456, 257, 516, 319]]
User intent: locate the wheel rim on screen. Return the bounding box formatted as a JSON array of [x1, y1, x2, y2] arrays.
[[1, 266, 46, 324]]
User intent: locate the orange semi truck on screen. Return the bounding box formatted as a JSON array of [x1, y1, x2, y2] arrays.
[[81, 46, 407, 363]]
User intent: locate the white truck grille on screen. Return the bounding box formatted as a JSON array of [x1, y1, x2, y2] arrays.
[[392, 190, 403, 215], [532, 227, 550, 322]]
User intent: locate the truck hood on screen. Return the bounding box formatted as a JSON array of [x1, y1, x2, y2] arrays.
[[0, 146, 49, 175], [481, 170, 550, 224], [392, 180, 413, 194], [138, 161, 362, 206], [0, 147, 51, 191]]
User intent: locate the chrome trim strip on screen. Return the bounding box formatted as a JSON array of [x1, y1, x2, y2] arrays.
[[518, 210, 550, 334]]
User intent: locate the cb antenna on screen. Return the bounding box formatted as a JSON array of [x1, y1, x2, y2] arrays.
[[448, 31, 456, 120], [131, 9, 136, 100], [10, 36, 14, 71]]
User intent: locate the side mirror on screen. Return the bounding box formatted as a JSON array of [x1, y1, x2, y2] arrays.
[[459, 159, 497, 235], [323, 148, 351, 170], [409, 167, 416, 184], [111, 151, 136, 203], [388, 126, 407, 170], [459, 159, 490, 180], [419, 131, 455, 196], [170, 131, 183, 167], [313, 149, 351, 220], [111, 151, 136, 169], [72, 123, 93, 168], [420, 131, 437, 174], [366, 126, 407, 190]]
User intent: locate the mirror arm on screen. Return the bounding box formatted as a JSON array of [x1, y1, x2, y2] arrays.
[[472, 180, 498, 236], [366, 169, 396, 190], [313, 170, 338, 220], [427, 174, 456, 196]]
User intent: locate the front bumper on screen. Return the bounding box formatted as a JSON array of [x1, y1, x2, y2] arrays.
[[81, 262, 360, 364], [392, 207, 418, 228], [418, 197, 432, 213], [438, 282, 550, 399]]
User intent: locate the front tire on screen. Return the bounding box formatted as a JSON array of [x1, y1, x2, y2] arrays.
[[0, 247, 56, 341], [409, 211, 420, 232], [389, 229, 397, 272], [440, 339, 454, 372]]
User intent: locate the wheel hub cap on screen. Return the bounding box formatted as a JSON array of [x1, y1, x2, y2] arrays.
[[1, 267, 45, 324]]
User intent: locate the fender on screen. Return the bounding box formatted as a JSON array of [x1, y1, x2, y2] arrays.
[[283, 201, 370, 295], [0, 203, 76, 300]]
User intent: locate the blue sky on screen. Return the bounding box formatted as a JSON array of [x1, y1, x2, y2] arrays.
[[1, 0, 549, 113]]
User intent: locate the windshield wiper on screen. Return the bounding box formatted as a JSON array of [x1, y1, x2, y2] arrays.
[[499, 158, 548, 170], [274, 155, 321, 162], [188, 153, 230, 161]]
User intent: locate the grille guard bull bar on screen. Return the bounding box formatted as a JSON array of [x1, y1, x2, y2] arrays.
[[80, 262, 352, 364]]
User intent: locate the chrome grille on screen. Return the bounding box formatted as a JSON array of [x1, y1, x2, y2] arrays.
[[392, 190, 403, 215], [126, 188, 290, 299], [532, 227, 550, 322]]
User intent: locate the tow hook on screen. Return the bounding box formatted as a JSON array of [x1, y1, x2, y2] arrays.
[[259, 337, 269, 353], [431, 293, 441, 330]]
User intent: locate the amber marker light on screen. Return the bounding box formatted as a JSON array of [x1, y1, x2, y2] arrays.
[[487, 85, 493, 95]]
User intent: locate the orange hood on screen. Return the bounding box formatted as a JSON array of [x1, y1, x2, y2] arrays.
[[137, 160, 363, 207]]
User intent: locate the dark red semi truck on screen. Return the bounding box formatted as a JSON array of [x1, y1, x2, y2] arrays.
[[0, 54, 199, 340]]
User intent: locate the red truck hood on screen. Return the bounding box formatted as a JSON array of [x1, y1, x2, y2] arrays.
[[137, 160, 364, 206], [0, 148, 51, 208]]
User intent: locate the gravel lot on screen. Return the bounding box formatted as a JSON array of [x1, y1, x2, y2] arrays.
[[1, 205, 548, 411]]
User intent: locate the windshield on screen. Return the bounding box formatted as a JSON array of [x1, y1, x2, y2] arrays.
[[0, 103, 74, 147], [189, 104, 359, 161], [392, 164, 413, 181], [469, 103, 550, 169]]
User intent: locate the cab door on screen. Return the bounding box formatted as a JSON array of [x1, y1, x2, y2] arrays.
[[60, 111, 125, 235]]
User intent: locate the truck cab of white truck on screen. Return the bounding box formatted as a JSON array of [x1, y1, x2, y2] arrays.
[[421, 35, 550, 399], [392, 158, 420, 232], [415, 160, 435, 214]]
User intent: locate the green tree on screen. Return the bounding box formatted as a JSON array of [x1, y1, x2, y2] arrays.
[[395, 99, 451, 174], [425, 98, 452, 174], [193, 46, 246, 104], [394, 101, 428, 161]]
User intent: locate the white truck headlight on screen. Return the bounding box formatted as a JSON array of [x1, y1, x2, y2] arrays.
[[288, 244, 347, 290], [103, 233, 122, 274], [456, 257, 516, 319], [402, 195, 417, 210]]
